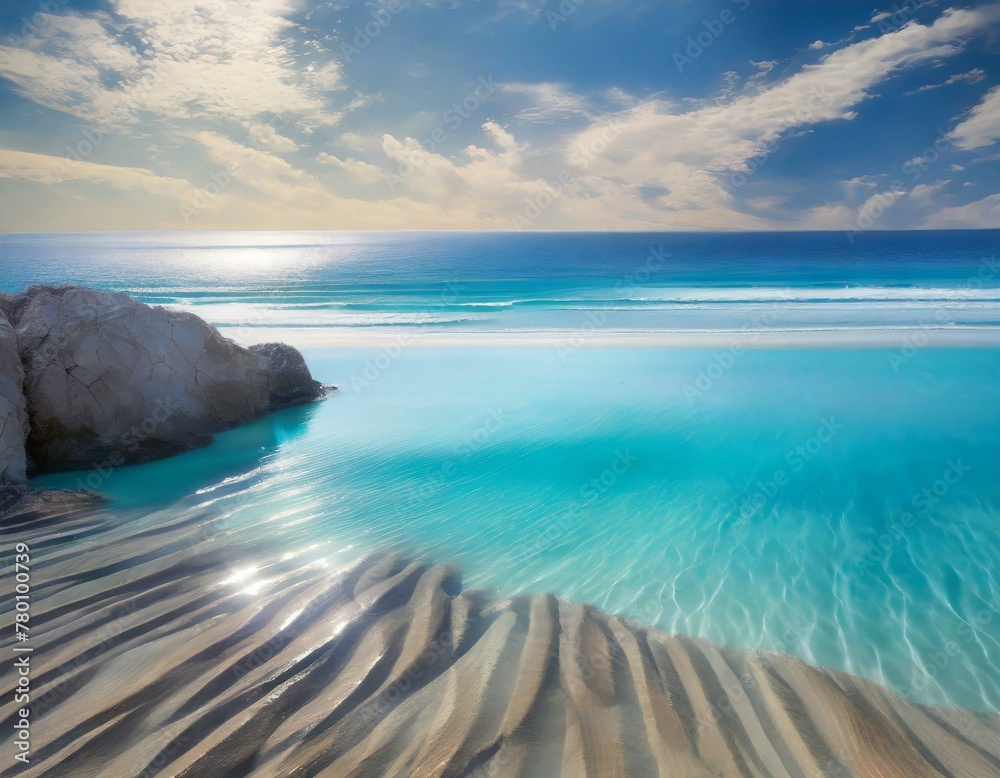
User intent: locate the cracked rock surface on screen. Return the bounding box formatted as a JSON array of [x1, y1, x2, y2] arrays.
[[249, 342, 325, 410], [0, 297, 30, 503], [2, 285, 326, 477]]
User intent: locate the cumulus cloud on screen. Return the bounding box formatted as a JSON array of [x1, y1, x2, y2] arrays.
[[0, 0, 347, 129], [549, 5, 997, 227], [379, 120, 547, 223], [248, 123, 299, 154], [0, 1, 997, 231], [316, 152, 385, 184], [360, 5, 997, 231]]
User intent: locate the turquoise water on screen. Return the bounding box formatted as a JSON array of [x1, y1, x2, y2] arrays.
[[9, 230, 1000, 714], [34, 345, 1000, 713]]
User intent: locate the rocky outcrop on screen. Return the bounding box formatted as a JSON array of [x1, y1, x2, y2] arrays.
[[0, 305, 30, 509], [1, 285, 327, 476], [0, 291, 14, 321], [249, 342, 325, 410]]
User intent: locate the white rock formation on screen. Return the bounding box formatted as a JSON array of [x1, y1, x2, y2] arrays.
[[5, 285, 325, 475], [0, 299, 30, 502]]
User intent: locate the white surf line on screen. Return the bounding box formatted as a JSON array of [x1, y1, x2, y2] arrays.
[[222, 326, 1000, 350]]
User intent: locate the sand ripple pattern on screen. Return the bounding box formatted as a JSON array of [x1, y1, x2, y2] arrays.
[[1, 496, 999, 778]]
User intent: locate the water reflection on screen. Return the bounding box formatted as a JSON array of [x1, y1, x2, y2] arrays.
[[29, 400, 322, 508]]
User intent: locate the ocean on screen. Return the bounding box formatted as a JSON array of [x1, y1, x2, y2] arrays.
[[2, 230, 999, 713]]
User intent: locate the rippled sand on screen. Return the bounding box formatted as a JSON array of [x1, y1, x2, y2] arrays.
[[2, 494, 999, 777]]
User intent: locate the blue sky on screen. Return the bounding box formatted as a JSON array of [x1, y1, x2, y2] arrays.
[[0, 0, 997, 231]]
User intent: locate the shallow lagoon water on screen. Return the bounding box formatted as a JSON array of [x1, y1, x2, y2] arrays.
[[34, 345, 1000, 714], [10, 230, 1000, 715]]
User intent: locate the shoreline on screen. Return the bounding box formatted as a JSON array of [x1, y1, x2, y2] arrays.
[[222, 325, 1000, 350], [2, 286, 998, 775], [3, 495, 999, 777]]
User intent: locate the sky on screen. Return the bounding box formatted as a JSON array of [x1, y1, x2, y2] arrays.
[[0, 0, 998, 232]]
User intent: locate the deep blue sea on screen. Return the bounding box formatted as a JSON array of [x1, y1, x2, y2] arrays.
[[3, 230, 999, 713], [2, 231, 1000, 337]]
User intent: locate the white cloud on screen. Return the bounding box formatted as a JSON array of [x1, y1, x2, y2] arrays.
[[309, 4, 1000, 231], [190, 131, 319, 205], [941, 66, 984, 85], [745, 195, 786, 210], [921, 193, 1000, 228], [248, 123, 299, 154], [380, 120, 544, 222], [909, 180, 950, 204], [906, 67, 986, 94], [0, 0, 347, 130], [0, 14, 140, 127], [172, 131, 507, 230], [0, 147, 193, 198], [316, 152, 385, 184], [949, 85, 1000, 150], [499, 82, 590, 122], [549, 5, 997, 227], [0, 1, 996, 231]]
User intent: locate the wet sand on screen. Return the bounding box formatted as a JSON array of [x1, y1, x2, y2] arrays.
[[1, 495, 998, 777]]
